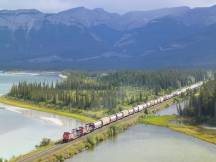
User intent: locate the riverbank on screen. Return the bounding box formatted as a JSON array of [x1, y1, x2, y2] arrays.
[[12, 113, 140, 162], [0, 97, 95, 123], [140, 115, 216, 145]]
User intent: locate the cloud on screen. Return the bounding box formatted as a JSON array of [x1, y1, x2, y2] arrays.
[[0, 0, 215, 13], [0, 0, 77, 12], [78, 0, 216, 12]]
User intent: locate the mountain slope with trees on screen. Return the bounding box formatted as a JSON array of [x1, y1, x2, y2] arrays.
[[1, 6, 216, 69]]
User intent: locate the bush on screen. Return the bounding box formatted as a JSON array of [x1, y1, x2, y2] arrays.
[[108, 126, 118, 136], [55, 155, 64, 162], [86, 136, 97, 148], [36, 138, 51, 148]]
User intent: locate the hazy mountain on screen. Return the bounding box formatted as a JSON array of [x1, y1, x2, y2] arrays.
[[0, 5, 216, 69], [116, 6, 190, 30], [173, 5, 216, 26]]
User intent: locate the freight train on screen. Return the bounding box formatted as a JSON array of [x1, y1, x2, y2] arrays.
[[63, 82, 203, 142]]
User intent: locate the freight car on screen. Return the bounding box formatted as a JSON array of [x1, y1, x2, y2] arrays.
[[117, 112, 124, 119], [138, 105, 144, 112], [128, 109, 134, 115], [133, 106, 139, 113], [94, 120, 103, 129], [110, 114, 117, 122], [100, 117, 111, 126], [122, 110, 129, 117]]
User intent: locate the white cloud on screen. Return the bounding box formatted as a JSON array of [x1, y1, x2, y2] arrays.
[[0, 0, 79, 12], [0, 0, 216, 13]]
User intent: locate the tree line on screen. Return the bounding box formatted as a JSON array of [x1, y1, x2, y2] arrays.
[[178, 79, 216, 122], [8, 70, 208, 112]]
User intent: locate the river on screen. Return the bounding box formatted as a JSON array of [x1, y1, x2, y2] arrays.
[[67, 102, 216, 162], [0, 72, 82, 159], [0, 71, 60, 95]]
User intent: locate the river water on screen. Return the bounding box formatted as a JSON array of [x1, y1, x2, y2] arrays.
[[67, 102, 216, 162], [157, 101, 186, 116], [0, 72, 82, 159], [67, 125, 216, 162], [0, 71, 60, 95]]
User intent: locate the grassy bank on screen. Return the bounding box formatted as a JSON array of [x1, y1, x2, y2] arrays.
[[0, 97, 95, 122], [0, 94, 177, 123], [140, 115, 216, 145], [13, 115, 139, 162]]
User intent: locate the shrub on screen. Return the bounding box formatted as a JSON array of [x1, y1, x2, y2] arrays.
[[55, 155, 64, 162], [36, 138, 51, 148], [86, 136, 97, 148], [108, 126, 118, 136]]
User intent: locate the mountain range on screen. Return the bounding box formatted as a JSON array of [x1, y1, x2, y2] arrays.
[[1, 5, 216, 69]]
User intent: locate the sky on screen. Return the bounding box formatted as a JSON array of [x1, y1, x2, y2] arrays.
[[0, 0, 216, 13]]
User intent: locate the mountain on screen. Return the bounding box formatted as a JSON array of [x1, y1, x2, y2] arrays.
[[173, 5, 216, 26], [115, 6, 190, 30], [0, 6, 216, 69]]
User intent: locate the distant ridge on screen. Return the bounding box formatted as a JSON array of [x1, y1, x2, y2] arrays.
[[0, 5, 216, 69]]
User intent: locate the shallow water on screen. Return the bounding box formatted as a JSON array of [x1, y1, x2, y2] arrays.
[[156, 101, 187, 116], [0, 72, 83, 159], [67, 125, 216, 162]]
